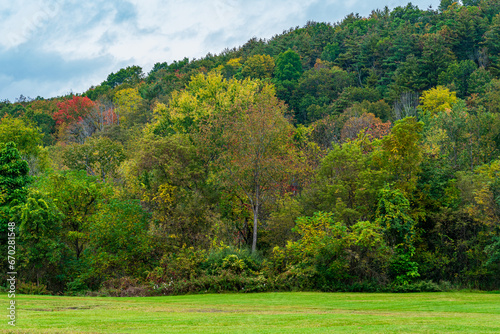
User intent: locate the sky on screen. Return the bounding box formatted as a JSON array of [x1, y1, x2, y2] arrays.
[[0, 0, 440, 101]]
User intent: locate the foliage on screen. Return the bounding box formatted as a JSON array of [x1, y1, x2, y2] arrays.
[[5, 0, 500, 293], [53, 96, 95, 126], [303, 134, 386, 224], [62, 136, 126, 182], [113, 88, 147, 127], [375, 186, 419, 285], [202, 78, 299, 252], [272, 212, 390, 289], [0, 142, 30, 277], [83, 199, 152, 289], [0, 115, 49, 174], [419, 86, 458, 115], [240, 54, 275, 79], [377, 117, 424, 195]]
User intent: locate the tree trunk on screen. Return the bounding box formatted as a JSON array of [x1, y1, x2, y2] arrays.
[[252, 204, 258, 253]]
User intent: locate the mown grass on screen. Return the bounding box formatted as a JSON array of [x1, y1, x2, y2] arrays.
[[1, 291, 499, 333]]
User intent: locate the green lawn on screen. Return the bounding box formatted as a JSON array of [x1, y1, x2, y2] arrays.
[[1, 292, 499, 333]]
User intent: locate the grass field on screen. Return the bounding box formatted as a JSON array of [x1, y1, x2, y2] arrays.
[[1, 291, 499, 333]]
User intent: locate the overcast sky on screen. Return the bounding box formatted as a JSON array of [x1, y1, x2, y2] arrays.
[[0, 0, 440, 101]]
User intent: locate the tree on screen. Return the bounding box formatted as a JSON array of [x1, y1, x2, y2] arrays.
[[124, 133, 214, 248], [273, 50, 303, 106], [104, 65, 144, 88], [419, 86, 458, 115], [0, 115, 48, 175], [36, 171, 108, 262], [0, 143, 30, 274], [468, 67, 492, 95], [377, 117, 424, 195], [273, 211, 390, 288], [0, 116, 42, 155], [113, 88, 147, 127], [71, 100, 119, 143], [438, 0, 454, 12], [274, 50, 303, 82], [293, 65, 355, 123], [393, 92, 420, 121], [83, 199, 152, 288], [388, 55, 427, 99], [340, 113, 390, 142], [438, 60, 478, 98], [53, 96, 95, 126], [62, 136, 126, 182], [240, 54, 275, 79], [13, 190, 65, 290], [204, 86, 298, 253], [151, 71, 269, 136], [420, 32, 456, 87], [375, 186, 419, 284], [484, 14, 500, 76], [304, 134, 386, 225], [320, 42, 340, 62]]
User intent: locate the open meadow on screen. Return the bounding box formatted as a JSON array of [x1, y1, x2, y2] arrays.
[[1, 291, 499, 333]]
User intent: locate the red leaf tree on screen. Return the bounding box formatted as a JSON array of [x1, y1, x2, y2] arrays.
[[53, 96, 95, 126]]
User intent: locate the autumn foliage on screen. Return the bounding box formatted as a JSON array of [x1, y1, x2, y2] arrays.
[[53, 96, 95, 125]]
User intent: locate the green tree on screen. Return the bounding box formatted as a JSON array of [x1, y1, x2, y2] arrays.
[[13, 190, 66, 291], [377, 117, 424, 195], [274, 211, 389, 288], [375, 186, 419, 284], [388, 55, 427, 100], [274, 49, 303, 82], [273, 50, 303, 106], [320, 42, 340, 62], [83, 199, 152, 288], [484, 14, 500, 76], [62, 136, 126, 182], [0, 115, 48, 174], [104, 65, 144, 88], [0, 143, 30, 274], [36, 171, 108, 262], [438, 60, 478, 98], [305, 135, 386, 225], [420, 32, 456, 88]]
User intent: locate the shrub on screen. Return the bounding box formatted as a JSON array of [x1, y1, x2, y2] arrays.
[[17, 282, 51, 295]]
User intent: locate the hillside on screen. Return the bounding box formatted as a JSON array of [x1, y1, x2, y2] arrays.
[[1, 0, 500, 295]]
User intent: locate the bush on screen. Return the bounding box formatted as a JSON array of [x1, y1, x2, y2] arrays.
[[93, 277, 149, 297], [201, 245, 263, 276], [386, 280, 443, 293], [17, 282, 51, 295], [151, 272, 269, 295]]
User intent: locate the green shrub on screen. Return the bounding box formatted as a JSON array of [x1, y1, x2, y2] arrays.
[[151, 272, 269, 295], [17, 281, 51, 295]]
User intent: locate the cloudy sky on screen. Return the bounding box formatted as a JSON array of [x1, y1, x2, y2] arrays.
[[0, 0, 440, 101]]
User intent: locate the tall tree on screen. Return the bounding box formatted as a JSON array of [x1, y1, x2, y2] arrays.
[[204, 87, 298, 252], [0, 143, 30, 273]]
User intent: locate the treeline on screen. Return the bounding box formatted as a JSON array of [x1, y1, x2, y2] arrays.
[[1, 0, 500, 295]]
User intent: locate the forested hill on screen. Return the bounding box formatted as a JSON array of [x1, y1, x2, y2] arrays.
[[2, 0, 500, 295]]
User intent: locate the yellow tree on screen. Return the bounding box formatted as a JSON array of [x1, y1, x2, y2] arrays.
[[240, 54, 275, 80], [113, 88, 145, 127], [419, 86, 457, 115]]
